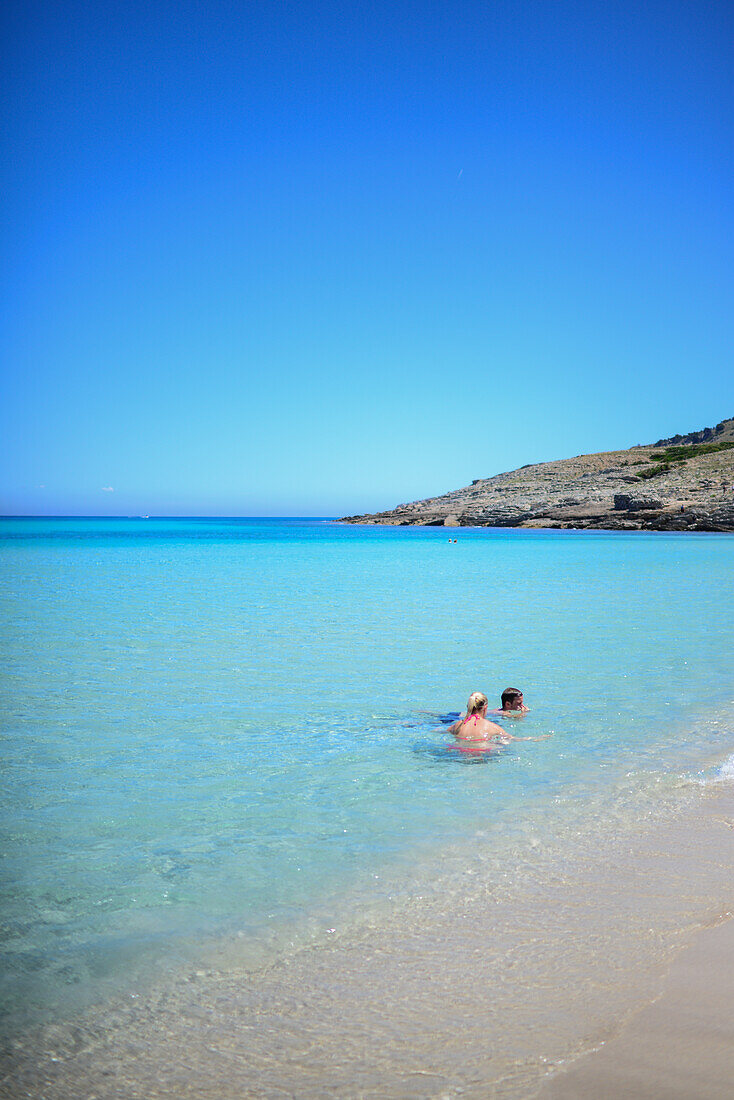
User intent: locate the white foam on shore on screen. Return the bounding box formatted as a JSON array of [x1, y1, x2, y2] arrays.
[[713, 752, 734, 784], [694, 750, 734, 786]]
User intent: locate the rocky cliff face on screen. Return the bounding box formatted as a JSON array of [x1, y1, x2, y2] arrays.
[[342, 418, 734, 532]]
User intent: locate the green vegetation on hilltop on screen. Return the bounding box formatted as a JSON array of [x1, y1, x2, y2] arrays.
[[651, 441, 734, 462], [636, 440, 734, 480]]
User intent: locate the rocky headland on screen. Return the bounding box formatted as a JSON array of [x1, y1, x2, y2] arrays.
[[342, 418, 734, 531]]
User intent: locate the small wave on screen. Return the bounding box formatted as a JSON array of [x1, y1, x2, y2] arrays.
[[696, 751, 734, 786], [715, 753, 734, 783]]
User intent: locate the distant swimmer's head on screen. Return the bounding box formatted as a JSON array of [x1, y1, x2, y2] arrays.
[[466, 691, 489, 716], [501, 687, 524, 711]]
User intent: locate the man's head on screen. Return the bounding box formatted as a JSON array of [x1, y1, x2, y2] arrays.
[[500, 687, 524, 711]]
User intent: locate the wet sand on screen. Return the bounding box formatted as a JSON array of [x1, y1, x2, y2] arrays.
[[3, 781, 733, 1099], [539, 911, 734, 1099]]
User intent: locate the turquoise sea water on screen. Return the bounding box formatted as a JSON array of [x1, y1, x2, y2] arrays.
[[1, 517, 733, 1042]]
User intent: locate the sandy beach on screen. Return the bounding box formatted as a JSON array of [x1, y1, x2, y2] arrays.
[[540, 912, 734, 1099]]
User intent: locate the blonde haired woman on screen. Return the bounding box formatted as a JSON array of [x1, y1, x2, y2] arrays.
[[448, 692, 505, 743]]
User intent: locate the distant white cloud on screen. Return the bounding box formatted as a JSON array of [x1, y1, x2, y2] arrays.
[[38, 484, 45, 489], [101, 486, 115, 492]]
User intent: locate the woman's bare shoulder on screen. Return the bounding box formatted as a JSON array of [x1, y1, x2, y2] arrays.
[[484, 719, 506, 736]]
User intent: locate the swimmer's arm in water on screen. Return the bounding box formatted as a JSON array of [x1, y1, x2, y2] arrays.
[[495, 732, 552, 742]]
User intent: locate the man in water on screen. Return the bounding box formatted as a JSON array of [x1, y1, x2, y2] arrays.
[[489, 687, 529, 716]]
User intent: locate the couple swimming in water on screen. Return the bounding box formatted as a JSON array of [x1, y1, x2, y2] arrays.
[[448, 689, 550, 748]]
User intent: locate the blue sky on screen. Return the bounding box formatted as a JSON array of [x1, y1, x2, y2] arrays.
[[2, 0, 732, 516]]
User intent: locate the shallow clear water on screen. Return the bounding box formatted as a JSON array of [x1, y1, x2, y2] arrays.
[[1, 517, 733, 1040]]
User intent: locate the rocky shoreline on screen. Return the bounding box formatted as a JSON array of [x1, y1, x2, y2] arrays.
[[342, 418, 734, 532]]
